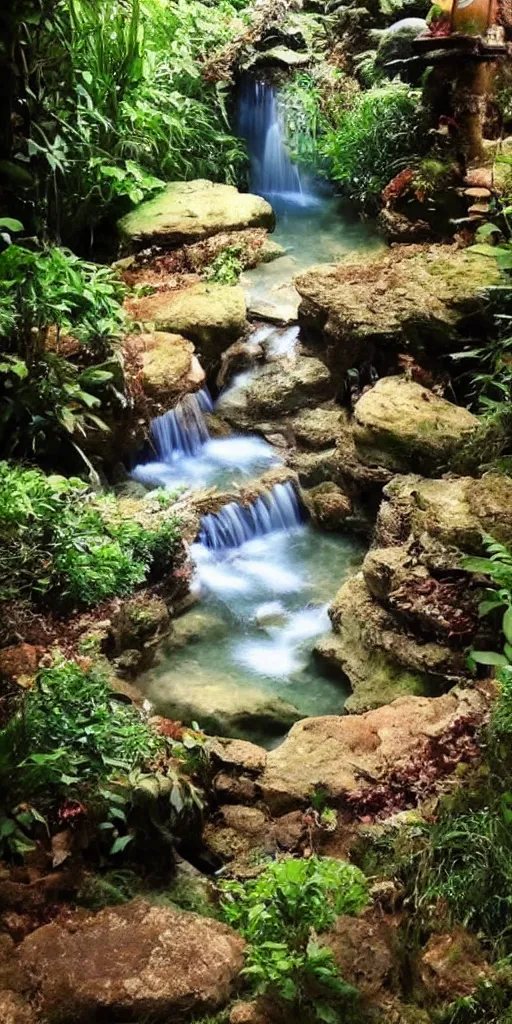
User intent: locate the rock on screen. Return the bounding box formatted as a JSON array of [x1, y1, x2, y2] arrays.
[[149, 678, 301, 738], [295, 245, 500, 372], [420, 929, 490, 1002], [245, 45, 311, 69], [118, 179, 274, 249], [245, 357, 333, 418], [214, 773, 258, 804], [230, 1001, 274, 1024], [353, 377, 479, 475], [378, 209, 432, 244], [17, 900, 245, 1022], [321, 910, 395, 1000], [111, 594, 170, 659], [162, 609, 228, 653], [134, 331, 205, 414], [376, 473, 512, 553], [217, 338, 265, 391], [291, 405, 350, 450], [208, 737, 268, 775], [306, 482, 353, 530], [321, 573, 467, 712], [126, 282, 247, 360], [0, 992, 35, 1024], [260, 686, 490, 813], [0, 645, 43, 688]]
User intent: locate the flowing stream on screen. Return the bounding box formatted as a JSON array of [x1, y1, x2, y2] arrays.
[[134, 79, 382, 744]]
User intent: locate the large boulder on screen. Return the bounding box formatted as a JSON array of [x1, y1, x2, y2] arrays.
[[376, 473, 512, 552], [17, 900, 245, 1022], [147, 676, 301, 739], [126, 282, 247, 360], [352, 377, 479, 475], [260, 686, 490, 813], [315, 573, 466, 712], [118, 179, 275, 249], [130, 331, 205, 415], [295, 245, 500, 372], [217, 357, 334, 424]]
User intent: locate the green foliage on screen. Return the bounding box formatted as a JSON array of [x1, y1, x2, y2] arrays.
[[463, 535, 512, 669], [320, 83, 425, 208], [0, 463, 181, 611], [11, 0, 247, 238], [205, 245, 243, 285], [0, 244, 127, 463], [0, 657, 205, 859], [220, 857, 368, 1020]]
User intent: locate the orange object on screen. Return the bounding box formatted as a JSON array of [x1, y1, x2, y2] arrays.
[[451, 0, 497, 34]]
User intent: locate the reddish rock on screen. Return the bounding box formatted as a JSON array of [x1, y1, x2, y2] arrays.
[[0, 646, 43, 686], [420, 929, 490, 1001], [322, 910, 397, 1000], [17, 900, 245, 1022]]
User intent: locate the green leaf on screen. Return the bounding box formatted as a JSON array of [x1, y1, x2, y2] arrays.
[[110, 834, 134, 855], [471, 651, 510, 667], [503, 606, 512, 645], [0, 218, 23, 232]]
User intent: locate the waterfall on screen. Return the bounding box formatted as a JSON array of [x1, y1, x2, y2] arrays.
[[199, 481, 303, 551], [151, 387, 213, 460], [238, 79, 305, 204]]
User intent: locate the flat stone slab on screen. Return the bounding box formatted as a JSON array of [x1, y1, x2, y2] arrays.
[[119, 180, 275, 249]]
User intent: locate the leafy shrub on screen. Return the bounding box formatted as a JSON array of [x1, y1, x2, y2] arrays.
[[220, 857, 368, 1020], [463, 535, 512, 670], [0, 657, 205, 859], [0, 463, 181, 610], [205, 246, 243, 285], [320, 83, 425, 208], [9, 0, 247, 239]]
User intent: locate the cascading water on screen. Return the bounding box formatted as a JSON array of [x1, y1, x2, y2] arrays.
[[132, 385, 278, 491], [199, 481, 303, 551], [238, 78, 311, 207]]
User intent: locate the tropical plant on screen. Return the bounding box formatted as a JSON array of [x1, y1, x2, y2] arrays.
[[463, 535, 512, 669], [220, 857, 368, 1021], [205, 245, 243, 285], [0, 657, 205, 859], [0, 463, 181, 610], [320, 82, 425, 208]]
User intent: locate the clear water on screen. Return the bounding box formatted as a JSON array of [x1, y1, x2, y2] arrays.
[[142, 526, 363, 746]]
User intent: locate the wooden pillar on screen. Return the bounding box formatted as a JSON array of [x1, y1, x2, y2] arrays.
[[452, 60, 496, 163]]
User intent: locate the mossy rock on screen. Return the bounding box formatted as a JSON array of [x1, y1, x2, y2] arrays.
[[118, 179, 275, 250], [353, 376, 479, 475], [127, 282, 247, 358]]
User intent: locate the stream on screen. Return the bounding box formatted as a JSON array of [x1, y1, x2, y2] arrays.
[[134, 80, 382, 745]]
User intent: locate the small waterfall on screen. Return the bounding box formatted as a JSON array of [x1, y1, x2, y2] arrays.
[[199, 481, 303, 551], [150, 387, 213, 460], [238, 79, 305, 204]]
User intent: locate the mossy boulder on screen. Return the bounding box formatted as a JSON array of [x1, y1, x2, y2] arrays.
[[147, 676, 301, 739], [260, 687, 490, 813], [133, 331, 205, 415], [245, 357, 334, 418], [316, 572, 467, 712], [377, 472, 512, 553], [353, 377, 479, 475], [118, 179, 275, 250], [295, 245, 501, 372], [126, 282, 247, 359]]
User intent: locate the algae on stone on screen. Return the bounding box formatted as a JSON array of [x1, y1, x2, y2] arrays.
[[353, 377, 479, 475], [126, 282, 247, 358], [119, 179, 275, 249]]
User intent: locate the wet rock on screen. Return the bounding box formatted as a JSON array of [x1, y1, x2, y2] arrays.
[[420, 929, 490, 1002], [306, 482, 353, 530], [260, 686, 490, 813], [353, 377, 479, 475], [17, 900, 244, 1022], [118, 179, 274, 249], [111, 595, 170, 660], [208, 737, 268, 776], [126, 282, 247, 360], [134, 331, 205, 415], [321, 909, 396, 1001], [217, 338, 265, 391], [291, 405, 350, 450], [322, 573, 467, 712], [162, 609, 228, 653], [151, 679, 301, 738], [287, 448, 339, 487], [295, 245, 500, 372], [377, 473, 512, 553], [245, 357, 333, 418]]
